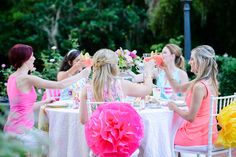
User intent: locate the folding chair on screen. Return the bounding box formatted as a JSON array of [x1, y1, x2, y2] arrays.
[[174, 93, 236, 157]]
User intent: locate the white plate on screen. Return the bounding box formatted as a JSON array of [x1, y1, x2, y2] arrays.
[[47, 101, 69, 108], [157, 99, 186, 107], [146, 103, 161, 109], [175, 100, 186, 107]]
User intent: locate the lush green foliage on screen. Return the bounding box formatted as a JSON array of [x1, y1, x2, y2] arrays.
[[39, 48, 63, 80], [149, 0, 236, 57], [149, 0, 182, 39], [0, 106, 26, 156], [0, 0, 150, 60], [150, 35, 184, 52], [0, 66, 14, 97], [0, 132, 26, 157], [217, 56, 236, 96], [0, 0, 235, 97]]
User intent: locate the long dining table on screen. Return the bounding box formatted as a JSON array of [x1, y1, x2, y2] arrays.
[[42, 100, 184, 157]]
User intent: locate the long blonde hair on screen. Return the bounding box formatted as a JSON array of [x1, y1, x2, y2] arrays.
[[165, 44, 185, 70], [191, 45, 219, 95], [92, 49, 119, 101]]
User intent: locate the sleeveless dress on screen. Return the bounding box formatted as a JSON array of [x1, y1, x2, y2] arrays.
[[174, 81, 218, 146], [156, 69, 182, 99], [86, 78, 124, 103], [4, 75, 48, 154], [4, 75, 37, 134], [60, 78, 86, 100]]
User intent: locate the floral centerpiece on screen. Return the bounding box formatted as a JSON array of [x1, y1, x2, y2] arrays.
[[115, 48, 142, 73]]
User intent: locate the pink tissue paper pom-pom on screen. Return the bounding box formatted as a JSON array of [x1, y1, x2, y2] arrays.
[[85, 102, 144, 157]]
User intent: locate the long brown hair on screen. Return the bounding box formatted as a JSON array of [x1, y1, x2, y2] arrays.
[[165, 44, 185, 70], [59, 49, 81, 71]]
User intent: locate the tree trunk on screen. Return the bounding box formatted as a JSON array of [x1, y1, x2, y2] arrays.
[[42, 8, 61, 47]]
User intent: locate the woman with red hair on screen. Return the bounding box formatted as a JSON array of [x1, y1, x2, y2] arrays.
[[4, 44, 90, 153]]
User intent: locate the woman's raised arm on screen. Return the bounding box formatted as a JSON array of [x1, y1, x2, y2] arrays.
[[27, 67, 91, 89]]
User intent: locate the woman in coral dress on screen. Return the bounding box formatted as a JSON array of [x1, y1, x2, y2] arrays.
[[164, 45, 218, 145]]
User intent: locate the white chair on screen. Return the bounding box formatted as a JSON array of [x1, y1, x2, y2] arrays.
[[174, 93, 236, 157], [44, 89, 61, 100], [87, 101, 133, 113]]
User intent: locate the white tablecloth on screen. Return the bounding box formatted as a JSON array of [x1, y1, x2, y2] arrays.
[[45, 103, 183, 157], [46, 108, 89, 157], [138, 107, 183, 157]]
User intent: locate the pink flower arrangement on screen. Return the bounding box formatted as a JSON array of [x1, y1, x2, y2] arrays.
[[85, 102, 144, 157], [115, 48, 140, 70]]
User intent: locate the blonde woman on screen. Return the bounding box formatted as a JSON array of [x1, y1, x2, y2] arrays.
[[132, 44, 188, 100], [79, 49, 154, 124], [165, 45, 218, 146]]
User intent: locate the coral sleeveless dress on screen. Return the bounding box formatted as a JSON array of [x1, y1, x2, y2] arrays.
[[4, 75, 37, 134], [174, 81, 218, 146]]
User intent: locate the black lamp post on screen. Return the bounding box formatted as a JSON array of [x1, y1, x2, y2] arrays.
[[181, 0, 192, 61]]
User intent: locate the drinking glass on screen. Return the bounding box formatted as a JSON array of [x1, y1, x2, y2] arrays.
[[153, 87, 161, 99], [142, 53, 151, 59], [71, 90, 80, 108]]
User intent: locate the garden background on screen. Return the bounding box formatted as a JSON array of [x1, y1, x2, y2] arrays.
[[0, 0, 236, 98], [0, 0, 236, 155]]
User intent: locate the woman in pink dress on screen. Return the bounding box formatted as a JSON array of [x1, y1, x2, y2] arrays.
[[79, 49, 155, 124], [165, 45, 218, 145], [4, 44, 91, 153]]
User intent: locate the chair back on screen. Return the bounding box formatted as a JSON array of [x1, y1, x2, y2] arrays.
[[85, 102, 144, 157], [208, 93, 236, 156], [42, 89, 61, 101], [87, 101, 129, 114]]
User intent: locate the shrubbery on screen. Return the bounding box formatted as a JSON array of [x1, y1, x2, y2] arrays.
[[217, 55, 236, 96], [0, 51, 235, 98]]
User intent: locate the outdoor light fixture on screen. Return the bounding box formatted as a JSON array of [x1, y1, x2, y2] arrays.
[[181, 0, 192, 61]]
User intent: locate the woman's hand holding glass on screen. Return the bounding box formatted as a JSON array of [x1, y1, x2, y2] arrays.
[[73, 60, 84, 72], [143, 60, 155, 76]]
